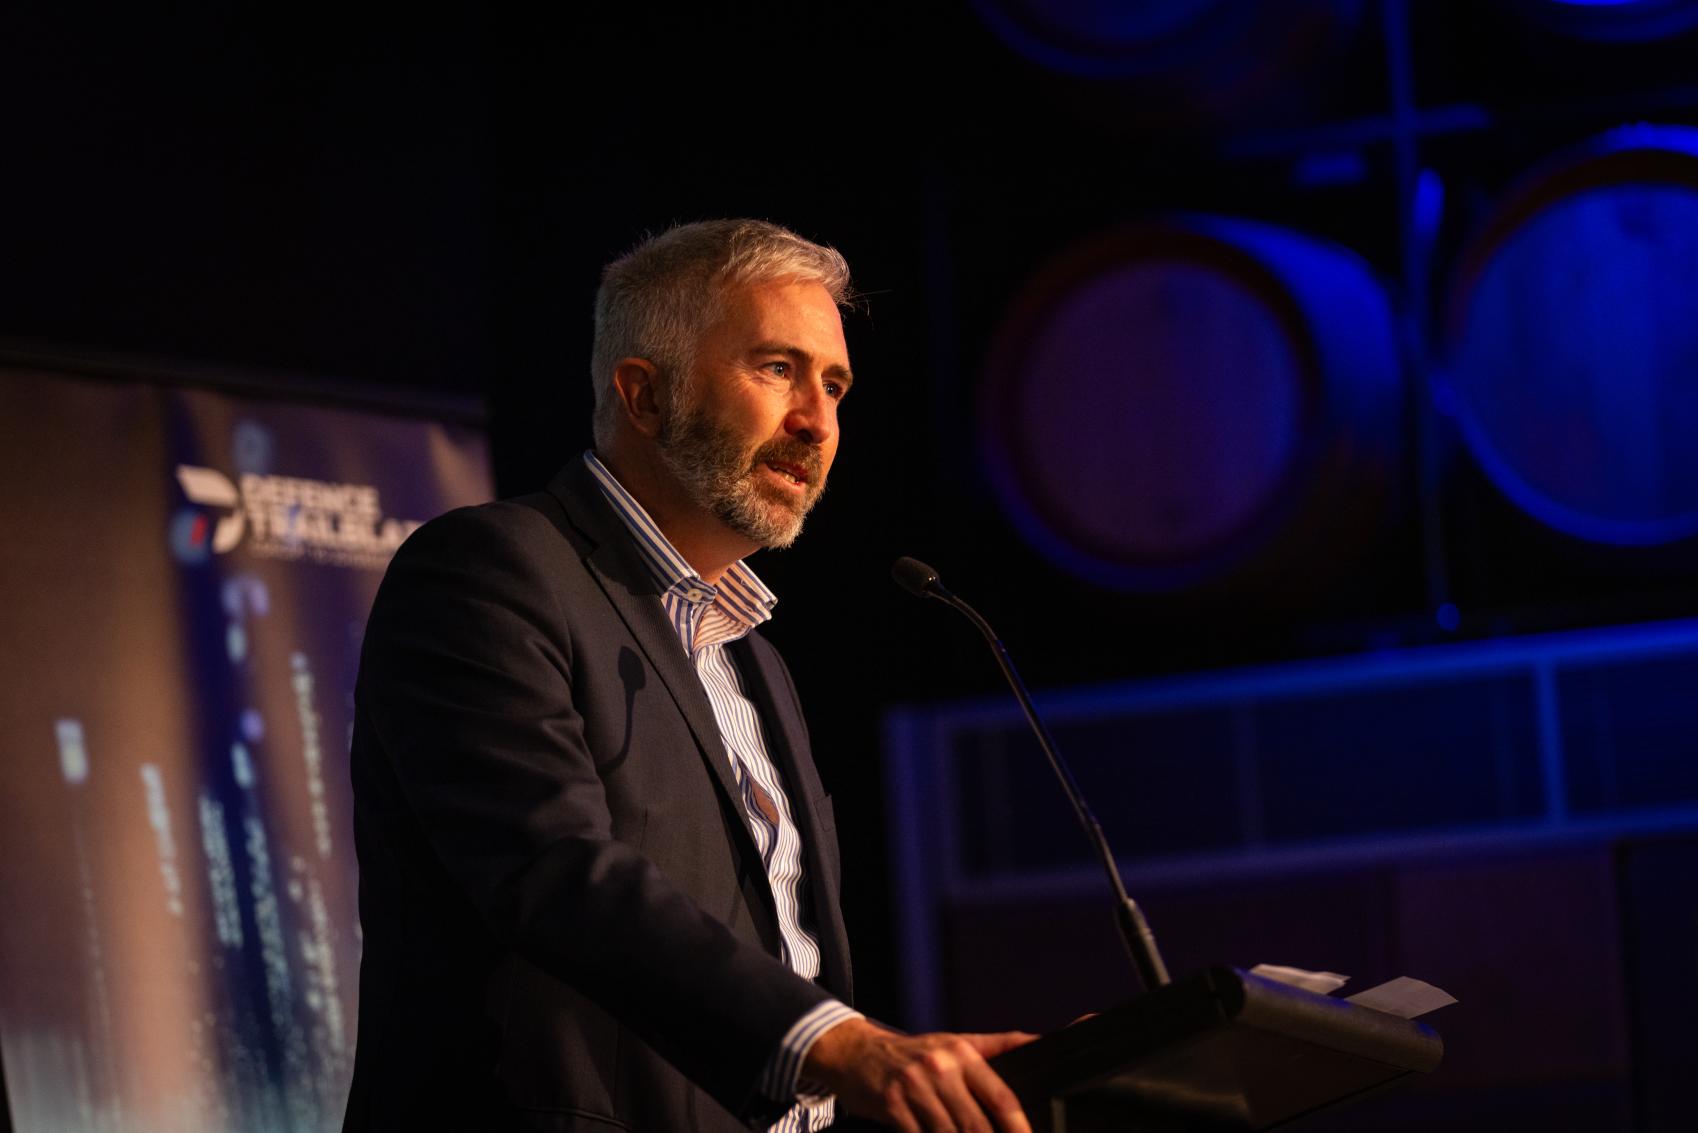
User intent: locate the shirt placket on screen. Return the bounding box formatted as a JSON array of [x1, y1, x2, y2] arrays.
[[680, 586, 784, 867]]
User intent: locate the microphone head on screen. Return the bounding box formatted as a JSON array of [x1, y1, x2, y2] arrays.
[[891, 556, 942, 597]]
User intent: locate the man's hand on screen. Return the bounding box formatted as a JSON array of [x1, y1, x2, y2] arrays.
[[802, 1015, 1037, 1133]]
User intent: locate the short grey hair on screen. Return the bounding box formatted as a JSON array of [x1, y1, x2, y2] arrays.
[[590, 219, 853, 447]]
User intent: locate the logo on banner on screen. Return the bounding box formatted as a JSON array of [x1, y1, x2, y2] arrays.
[[172, 465, 424, 569]]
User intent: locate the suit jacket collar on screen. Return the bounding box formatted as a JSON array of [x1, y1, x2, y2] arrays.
[[545, 456, 851, 999], [728, 636, 854, 1001], [546, 458, 770, 895], [577, 449, 778, 628]]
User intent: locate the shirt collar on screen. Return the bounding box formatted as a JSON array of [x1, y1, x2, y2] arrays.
[[582, 450, 777, 626]]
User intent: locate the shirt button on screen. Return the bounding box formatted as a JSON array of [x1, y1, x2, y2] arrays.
[[685, 588, 705, 602]]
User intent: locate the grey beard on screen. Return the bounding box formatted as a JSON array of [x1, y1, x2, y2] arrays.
[[656, 400, 825, 549]]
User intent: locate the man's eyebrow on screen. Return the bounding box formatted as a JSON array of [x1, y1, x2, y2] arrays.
[[750, 342, 855, 388]]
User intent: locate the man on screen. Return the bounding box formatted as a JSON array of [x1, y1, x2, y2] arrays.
[[344, 219, 1033, 1132]]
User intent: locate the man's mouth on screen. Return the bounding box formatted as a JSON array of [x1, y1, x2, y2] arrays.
[[763, 460, 810, 488]]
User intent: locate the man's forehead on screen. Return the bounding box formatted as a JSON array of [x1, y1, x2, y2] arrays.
[[714, 280, 848, 348], [727, 276, 840, 314]]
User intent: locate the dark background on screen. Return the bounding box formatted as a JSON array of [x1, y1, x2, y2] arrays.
[[7, 3, 1698, 1123]]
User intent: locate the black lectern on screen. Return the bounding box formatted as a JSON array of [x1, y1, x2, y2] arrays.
[[886, 562, 1446, 1131], [985, 966, 1443, 1132]]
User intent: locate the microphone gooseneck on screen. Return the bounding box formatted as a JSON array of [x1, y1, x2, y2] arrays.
[[891, 557, 1171, 993]]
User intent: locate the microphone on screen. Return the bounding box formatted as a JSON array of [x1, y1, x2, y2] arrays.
[[890, 556, 942, 598], [891, 557, 1171, 993]]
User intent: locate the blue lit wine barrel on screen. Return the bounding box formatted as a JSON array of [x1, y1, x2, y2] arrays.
[[980, 218, 1402, 593], [1506, 0, 1698, 43], [1444, 125, 1698, 546], [967, 0, 1363, 116]]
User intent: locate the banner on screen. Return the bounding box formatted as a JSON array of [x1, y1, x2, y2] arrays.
[[0, 365, 493, 1132]]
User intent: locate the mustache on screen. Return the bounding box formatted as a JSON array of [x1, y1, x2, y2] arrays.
[[751, 439, 825, 484]]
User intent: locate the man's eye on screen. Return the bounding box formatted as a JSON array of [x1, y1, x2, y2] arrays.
[[824, 381, 846, 399], [764, 361, 790, 377]]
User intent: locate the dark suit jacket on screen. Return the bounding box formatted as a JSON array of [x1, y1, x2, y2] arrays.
[[342, 457, 853, 1132]]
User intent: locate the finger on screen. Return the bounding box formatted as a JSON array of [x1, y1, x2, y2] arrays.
[[960, 1051, 1031, 1133], [963, 1031, 1040, 1058], [883, 1090, 922, 1133], [895, 1059, 957, 1133], [929, 1048, 994, 1133]]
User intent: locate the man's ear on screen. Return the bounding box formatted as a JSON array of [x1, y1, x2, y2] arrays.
[[610, 358, 664, 438]]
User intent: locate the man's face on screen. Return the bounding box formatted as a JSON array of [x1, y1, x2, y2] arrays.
[[656, 279, 851, 549]]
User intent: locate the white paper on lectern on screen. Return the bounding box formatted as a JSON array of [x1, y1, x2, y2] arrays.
[[1249, 964, 1351, 994], [1345, 976, 1457, 1018], [1250, 966, 1458, 1019]]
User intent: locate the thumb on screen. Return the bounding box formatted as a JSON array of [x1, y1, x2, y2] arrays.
[[963, 1030, 1041, 1058]]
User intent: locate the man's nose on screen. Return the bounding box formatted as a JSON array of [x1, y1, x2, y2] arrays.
[[785, 381, 837, 448]]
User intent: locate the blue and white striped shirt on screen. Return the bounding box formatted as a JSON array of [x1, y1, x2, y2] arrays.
[[585, 452, 860, 1131]]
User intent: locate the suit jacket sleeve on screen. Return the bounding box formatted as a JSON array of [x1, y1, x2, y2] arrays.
[[355, 500, 834, 1121]]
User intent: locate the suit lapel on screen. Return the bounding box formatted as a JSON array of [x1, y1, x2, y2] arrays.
[[545, 457, 851, 994], [730, 636, 854, 1002], [546, 461, 767, 878]]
